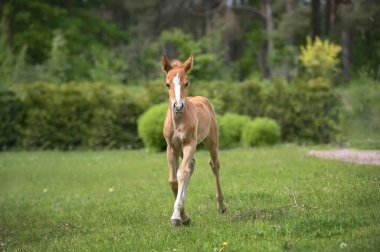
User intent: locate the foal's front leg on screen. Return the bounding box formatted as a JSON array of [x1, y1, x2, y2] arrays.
[[170, 143, 196, 227], [167, 146, 179, 198]]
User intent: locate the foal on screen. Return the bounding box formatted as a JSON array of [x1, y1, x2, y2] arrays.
[[161, 54, 227, 227]]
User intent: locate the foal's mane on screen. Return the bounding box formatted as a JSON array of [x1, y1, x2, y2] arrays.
[[170, 59, 183, 68]]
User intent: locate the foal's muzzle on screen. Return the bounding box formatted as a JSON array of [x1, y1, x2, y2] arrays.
[[173, 102, 184, 113]]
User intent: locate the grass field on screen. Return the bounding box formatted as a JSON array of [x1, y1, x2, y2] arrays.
[[1, 145, 379, 251]]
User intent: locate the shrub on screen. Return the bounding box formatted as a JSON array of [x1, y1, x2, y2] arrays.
[[339, 78, 380, 148], [285, 78, 341, 143], [0, 90, 25, 149], [192, 78, 341, 144], [85, 85, 144, 149], [138, 103, 168, 152], [299, 37, 341, 79], [219, 113, 250, 148], [21, 83, 144, 150], [23, 83, 92, 150], [242, 117, 281, 147]]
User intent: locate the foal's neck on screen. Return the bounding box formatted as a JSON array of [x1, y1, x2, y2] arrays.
[[171, 109, 185, 126], [170, 104, 187, 129]]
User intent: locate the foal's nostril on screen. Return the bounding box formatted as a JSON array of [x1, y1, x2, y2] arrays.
[[173, 102, 184, 111]]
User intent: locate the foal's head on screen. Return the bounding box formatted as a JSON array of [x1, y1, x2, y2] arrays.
[[161, 55, 193, 113]]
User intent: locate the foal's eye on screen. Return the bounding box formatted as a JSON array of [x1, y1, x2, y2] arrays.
[[166, 83, 170, 89], [184, 81, 189, 88]]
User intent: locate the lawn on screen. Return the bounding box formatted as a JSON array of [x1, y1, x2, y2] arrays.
[[0, 146, 379, 251]]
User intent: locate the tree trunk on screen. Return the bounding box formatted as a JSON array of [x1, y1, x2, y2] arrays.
[[284, 0, 295, 80], [258, 0, 272, 80], [341, 29, 352, 81], [285, 0, 295, 41], [324, 0, 331, 35], [311, 0, 321, 42]]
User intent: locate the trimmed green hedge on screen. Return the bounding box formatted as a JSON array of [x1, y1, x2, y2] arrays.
[[12, 83, 144, 150], [192, 78, 341, 144], [137, 103, 168, 152], [242, 117, 281, 147], [0, 90, 25, 150], [219, 113, 250, 148], [0, 77, 342, 150]]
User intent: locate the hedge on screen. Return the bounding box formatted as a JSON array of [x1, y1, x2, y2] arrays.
[[219, 113, 250, 148], [137, 103, 168, 152], [192, 78, 341, 144], [0, 77, 342, 150], [0, 90, 25, 150], [242, 117, 281, 147], [10, 83, 144, 150]]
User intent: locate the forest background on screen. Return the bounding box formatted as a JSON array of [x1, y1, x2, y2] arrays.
[[1, 0, 379, 150]]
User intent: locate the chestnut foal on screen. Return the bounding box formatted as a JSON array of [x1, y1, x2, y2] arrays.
[[161, 54, 227, 227]]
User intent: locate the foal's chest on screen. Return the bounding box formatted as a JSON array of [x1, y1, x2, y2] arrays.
[[170, 128, 185, 146]]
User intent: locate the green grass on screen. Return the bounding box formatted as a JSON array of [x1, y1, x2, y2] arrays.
[[1, 146, 379, 251]]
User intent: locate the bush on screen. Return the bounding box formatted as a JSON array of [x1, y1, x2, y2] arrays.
[[192, 78, 341, 144], [219, 113, 250, 148], [0, 90, 25, 149], [21, 83, 144, 150], [242, 117, 281, 147], [299, 37, 341, 79], [23, 83, 93, 149], [339, 78, 380, 148], [138, 103, 168, 152], [85, 85, 144, 149], [285, 78, 341, 143]]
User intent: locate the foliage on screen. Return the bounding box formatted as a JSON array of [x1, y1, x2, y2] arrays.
[[0, 77, 343, 150], [0, 13, 27, 88], [242, 117, 281, 147], [299, 37, 342, 79], [146, 29, 224, 81], [219, 113, 250, 148], [43, 30, 69, 83], [0, 90, 25, 149], [137, 103, 168, 152], [286, 78, 342, 143], [21, 83, 143, 150], [85, 85, 144, 149], [23, 83, 93, 149], [192, 78, 341, 144], [339, 78, 380, 149], [88, 46, 129, 83], [1, 0, 379, 83]]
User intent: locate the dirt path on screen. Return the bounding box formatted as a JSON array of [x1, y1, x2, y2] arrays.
[[308, 149, 380, 166]]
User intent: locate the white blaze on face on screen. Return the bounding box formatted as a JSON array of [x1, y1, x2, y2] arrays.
[[173, 73, 181, 103]]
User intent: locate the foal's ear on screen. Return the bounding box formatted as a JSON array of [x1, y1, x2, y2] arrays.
[[183, 54, 193, 73], [161, 55, 172, 73]]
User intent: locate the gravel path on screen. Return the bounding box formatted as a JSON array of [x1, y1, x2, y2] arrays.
[[308, 149, 380, 166]]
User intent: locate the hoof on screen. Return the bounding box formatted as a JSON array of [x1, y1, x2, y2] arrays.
[[170, 219, 181, 227], [218, 206, 227, 214], [182, 218, 191, 226]]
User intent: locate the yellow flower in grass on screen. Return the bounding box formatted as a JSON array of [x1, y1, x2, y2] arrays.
[[222, 242, 228, 247]]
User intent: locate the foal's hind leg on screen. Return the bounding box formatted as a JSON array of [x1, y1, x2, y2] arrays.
[[204, 137, 227, 214]]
